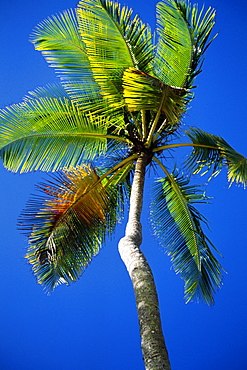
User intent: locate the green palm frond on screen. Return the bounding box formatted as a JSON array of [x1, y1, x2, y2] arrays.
[[30, 9, 100, 106], [19, 165, 121, 291], [24, 83, 70, 100], [153, 0, 192, 87], [0, 97, 112, 173], [185, 128, 247, 187], [76, 0, 154, 113], [153, 0, 216, 90], [151, 169, 223, 304], [123, 67, 188, 126], [174, 0, 217, 88], [220, 140, 247, 187], [98, 0, 154, 73]]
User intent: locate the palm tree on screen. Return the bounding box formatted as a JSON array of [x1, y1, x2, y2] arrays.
[[0, 0, 246, 369]]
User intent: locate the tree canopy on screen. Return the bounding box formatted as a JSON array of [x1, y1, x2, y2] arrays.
[[0, 0, 246, 304]]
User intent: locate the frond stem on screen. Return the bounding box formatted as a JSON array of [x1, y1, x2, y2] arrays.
[[152, 156, 171, 179], [130, 112, 142, 138], [1, 132, 130, 148], [153, 142, 220, 153], [100, 154, 138, 187], [152, 118, 168, 142], [103, 160, 134, 188], [146, 92, 166, 147], [141, 110, 147, 140]]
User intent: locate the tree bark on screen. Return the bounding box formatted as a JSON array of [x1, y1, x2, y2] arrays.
[[118, 152, 171, 370]]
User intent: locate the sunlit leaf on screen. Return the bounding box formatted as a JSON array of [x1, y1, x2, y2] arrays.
[[153, 0, 216, 90], [30, 9, 100, 107], [24, 83, 70, 100], [174, 0, 217, 88], [123, 67, 188, 126], [76, 0, 154, 115], [0, 97, 109, 173], [151, 170, 223, 304], [185, 128, 247, 187], [153, 0, 192, 87]]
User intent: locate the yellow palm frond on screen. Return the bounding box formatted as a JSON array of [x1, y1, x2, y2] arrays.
[[123, 67, 188, 126]]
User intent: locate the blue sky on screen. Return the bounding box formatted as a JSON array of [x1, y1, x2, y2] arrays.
[[0, 0, 247, 369]]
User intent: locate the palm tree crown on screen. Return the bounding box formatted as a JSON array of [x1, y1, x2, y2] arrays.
[[0, 0, 246, 305]]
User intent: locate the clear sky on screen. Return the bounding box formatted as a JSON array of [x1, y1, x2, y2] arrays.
[[0, 0, 247, 369]]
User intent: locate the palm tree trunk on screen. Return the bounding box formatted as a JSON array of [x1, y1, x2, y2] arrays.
[[118, 152, 171, 370]]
